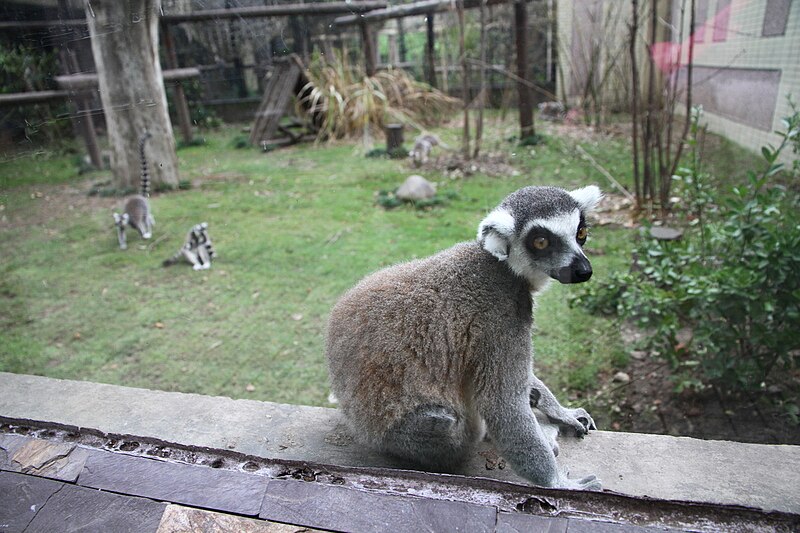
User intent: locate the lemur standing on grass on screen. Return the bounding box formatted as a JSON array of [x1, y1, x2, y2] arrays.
[[326, 185, 603, 490], [113, 131, 155, 249], [162, 222, 216, 270], [409, 133, 448, 166]]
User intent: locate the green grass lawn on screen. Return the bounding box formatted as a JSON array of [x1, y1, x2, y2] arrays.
[[0, 115, 757, 413]]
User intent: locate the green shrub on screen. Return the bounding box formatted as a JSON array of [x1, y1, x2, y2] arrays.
[[572, 106, 800, 393]]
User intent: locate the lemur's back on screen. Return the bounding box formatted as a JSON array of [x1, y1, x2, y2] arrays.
[[326, 242, 531, 439]]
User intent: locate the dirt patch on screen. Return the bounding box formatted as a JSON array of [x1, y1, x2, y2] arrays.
[[409, 151, 519, 179], [589, 193, 639, 228], [0, 179, 120, 231], [587, 324, 800, 445]]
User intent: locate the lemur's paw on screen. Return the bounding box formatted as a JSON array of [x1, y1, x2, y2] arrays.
[[557, 473, 601, 491], [554, 407, 596, 437], [192, 264, 203, 271]]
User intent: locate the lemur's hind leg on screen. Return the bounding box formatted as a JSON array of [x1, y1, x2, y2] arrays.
[[182, 248, 204, 270], [196, 245, 212, 270], [380, 404, 472, 472]]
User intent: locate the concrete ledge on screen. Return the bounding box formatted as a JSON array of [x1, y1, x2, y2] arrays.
[[2, 372, 798, 515]]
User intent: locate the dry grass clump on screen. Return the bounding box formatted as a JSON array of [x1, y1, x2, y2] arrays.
[[298, 53, 459, 142]]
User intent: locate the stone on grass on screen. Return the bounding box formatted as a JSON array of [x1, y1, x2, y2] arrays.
[[613, 371, 631, 384], [396, 175, 436, 201], [649, 226, 683, 241]]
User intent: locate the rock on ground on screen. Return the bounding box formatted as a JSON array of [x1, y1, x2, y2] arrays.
[[396, 175, 436, 201]]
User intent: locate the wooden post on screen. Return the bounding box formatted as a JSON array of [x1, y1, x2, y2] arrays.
[[385, 123, 404, 152], [425, 13, 437, 88], [360, 22, 377, 76], [397, 17, 407, 63], [388, 33, 399, 66], [162, 23, 194, 144], [514, 0, 534, 138], [57, 0, 102, 168]]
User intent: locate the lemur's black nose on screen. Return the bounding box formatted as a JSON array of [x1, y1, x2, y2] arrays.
[[573, 256, 593, 282], [553, 256, 592, 284]]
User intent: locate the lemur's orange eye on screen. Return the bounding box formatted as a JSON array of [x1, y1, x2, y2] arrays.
[[532, 237, 549, 250], [577, 227, 588, 241]]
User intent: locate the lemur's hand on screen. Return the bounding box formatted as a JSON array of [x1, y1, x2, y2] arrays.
[[548, 407, 596, 437]]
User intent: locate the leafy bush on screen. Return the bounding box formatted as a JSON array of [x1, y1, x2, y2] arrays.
[[573, 106, 800, 392]]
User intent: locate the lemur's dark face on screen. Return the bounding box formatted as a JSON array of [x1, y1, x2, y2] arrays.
[[478, 186, 601, 291]]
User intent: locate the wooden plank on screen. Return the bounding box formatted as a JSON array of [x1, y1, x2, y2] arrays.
[[54, 68, 200, 91], [334, 0, 515, 26], [0, 3, 388, 32], [249, 56, 305, 145], [161, 1, 387, 23], [0, 90, 69, 106]]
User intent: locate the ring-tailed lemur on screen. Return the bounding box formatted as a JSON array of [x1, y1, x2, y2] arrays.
[[113, 131, 155, 249], [162, 222, 216, 270], [409, 133, 448, 166], [326, 185, 603, 490]]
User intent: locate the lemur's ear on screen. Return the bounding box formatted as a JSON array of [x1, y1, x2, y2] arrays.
[[477, 208, 515, 261], [113, 212, 121, 223], [569, 185, 603, 213]]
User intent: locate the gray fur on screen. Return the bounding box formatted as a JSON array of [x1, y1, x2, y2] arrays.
[[113, 132, 155, 249], [326, 185, 602, 490], [409, 133, 448, 166]]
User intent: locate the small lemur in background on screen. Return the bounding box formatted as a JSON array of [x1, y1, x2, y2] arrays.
[[409, 133, 447, 166], [114, 131, 155, 249], [163, 222, 216, 270], [326, 185, 603, 490]]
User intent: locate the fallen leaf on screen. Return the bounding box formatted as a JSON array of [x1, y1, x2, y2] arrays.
[[73, 332, 82, 340], [291, 313, 303, 321], [154, 322, 165, 329], [246, 384, 255, 392]]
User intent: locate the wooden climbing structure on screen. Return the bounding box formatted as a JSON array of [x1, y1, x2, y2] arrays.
[[249, 55, 315, 147]]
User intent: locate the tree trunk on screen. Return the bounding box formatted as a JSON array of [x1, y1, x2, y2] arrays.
[[474, 0, 487, 159], [514, 0, 534, 138], [629, 0, 641, 206], [457, 0, 470, 158], [86, 0, 179, 191]]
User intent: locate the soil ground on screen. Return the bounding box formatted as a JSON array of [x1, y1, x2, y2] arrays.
[[591, 346, 800, 445]]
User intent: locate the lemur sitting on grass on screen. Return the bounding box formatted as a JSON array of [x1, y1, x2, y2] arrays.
[[163, 222, 216, 270]]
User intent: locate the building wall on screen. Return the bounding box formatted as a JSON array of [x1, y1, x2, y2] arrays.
[[557, 0, 799, 158], [675, 0, 798, 157]]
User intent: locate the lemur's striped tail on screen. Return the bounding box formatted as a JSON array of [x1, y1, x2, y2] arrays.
[[139, 131, 152, 198]]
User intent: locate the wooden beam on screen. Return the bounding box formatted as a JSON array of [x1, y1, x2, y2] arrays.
[[0, 90, 70, 106], [55, 68, 200, 91], [334, 0, 514, 26], [161, 1, 387, 23], [0, 20, 84, 30], [0, 2, 388, 32]]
